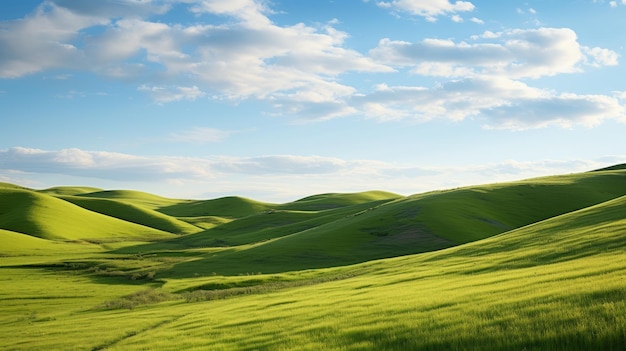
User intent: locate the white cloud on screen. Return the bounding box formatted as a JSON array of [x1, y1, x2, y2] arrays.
[[1, 147, 623, 202], [0, 3, 106, 78], [0, 147, 213, 181], [482, 92, 624, 130], [138, 85, 205, 103], [470, 17, 484, 24], [0, 0, 390, 107], [377, 0, 475, 22], [189, 0, 272, 27], [583, 46, 619, 67], [370, 27, 610, 79], [351, 76, 625, 129], [169, 127, 232, 144], [0, 1, 622, 130]]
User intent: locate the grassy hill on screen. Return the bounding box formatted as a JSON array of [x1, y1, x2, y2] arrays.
[[155, 167, 626, 276], [38, 186, 104, 196], [58, 195, 201, 235], [1, 169, 626, 350], [77, 189, 184, 209], [0, 229, 104, 256], [279, 190, 402, 211], [157, 196, 276, 218], [0, 188, 175, 242]]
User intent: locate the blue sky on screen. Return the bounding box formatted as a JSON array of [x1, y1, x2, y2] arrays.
[[1, 0, 625, 202]]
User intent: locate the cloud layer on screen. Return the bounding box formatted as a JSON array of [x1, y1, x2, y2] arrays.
[[0, 0, 624, 130], [2, 147, 623, 201]]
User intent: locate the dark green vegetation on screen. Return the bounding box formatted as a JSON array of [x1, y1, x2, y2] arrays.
[[1, 166, 625, 350]]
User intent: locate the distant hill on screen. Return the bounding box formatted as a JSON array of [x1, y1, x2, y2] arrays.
[[76, 189, 183, 209], [158, 196, 276, 218], [281, 191, 402, 211], [38, 186, 104, 196]]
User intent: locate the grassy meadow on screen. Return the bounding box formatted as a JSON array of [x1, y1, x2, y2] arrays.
[[0, 167, 625, 350]]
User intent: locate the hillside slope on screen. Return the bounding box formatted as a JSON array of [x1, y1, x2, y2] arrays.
[[17, 190, 624, 351], [160, 168, 626, 276], [0, 229, 103, 256], [118, 195, 626, 350], [0, 189, 175, 242], [157, 196, 276, 218], [58, 195, 200, 235], [76, 190, 183, 209]]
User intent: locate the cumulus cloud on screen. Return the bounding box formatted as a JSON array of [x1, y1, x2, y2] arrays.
[[352, 77, 624, 129], [583, 46, 619, 67], [0, 0, 390, 107], [0, 3, 104, 78], [370, 27, 616, 79], [0, 1, 623, 129], [377, 0, 475, 22], [354, 27, 625, 128]]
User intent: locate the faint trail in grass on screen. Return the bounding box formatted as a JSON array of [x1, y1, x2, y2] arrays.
[[91, 314, 186, 351]]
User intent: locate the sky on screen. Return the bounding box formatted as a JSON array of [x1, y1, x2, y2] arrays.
[[1, 0, 625, 203]]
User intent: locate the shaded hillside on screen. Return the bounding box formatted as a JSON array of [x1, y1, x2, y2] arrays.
[[279, 191, 402, 211], [592, 163, 626, 172], [158, 196, 276, 218], [127, 198, 399, 251]]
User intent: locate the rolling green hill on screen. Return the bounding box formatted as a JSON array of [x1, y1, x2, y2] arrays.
[[0, 229, 103, 256], [58, 195, 201, 235], [1, 168, 626, 350], [77, 189, 184, 209], [279, 190, 402, 211], [156, 167, 626, 276], [0, 188, 175, 242], [157, 196, 276, 218], [38, 186, 104, 196]]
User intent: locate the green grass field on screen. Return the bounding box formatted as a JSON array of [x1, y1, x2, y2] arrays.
[[1, 166, 625, 350]]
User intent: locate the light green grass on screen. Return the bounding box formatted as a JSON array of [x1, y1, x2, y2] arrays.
[[38, 186, 104, 196], [156, 169, 626, 276], [1, 194, 625, 350], [77, 189, 184, 209], [1, 167, 626, 350], [0, 189, 175, 242], [0, 229, 103, 256], [58, 195, 201, 234]]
